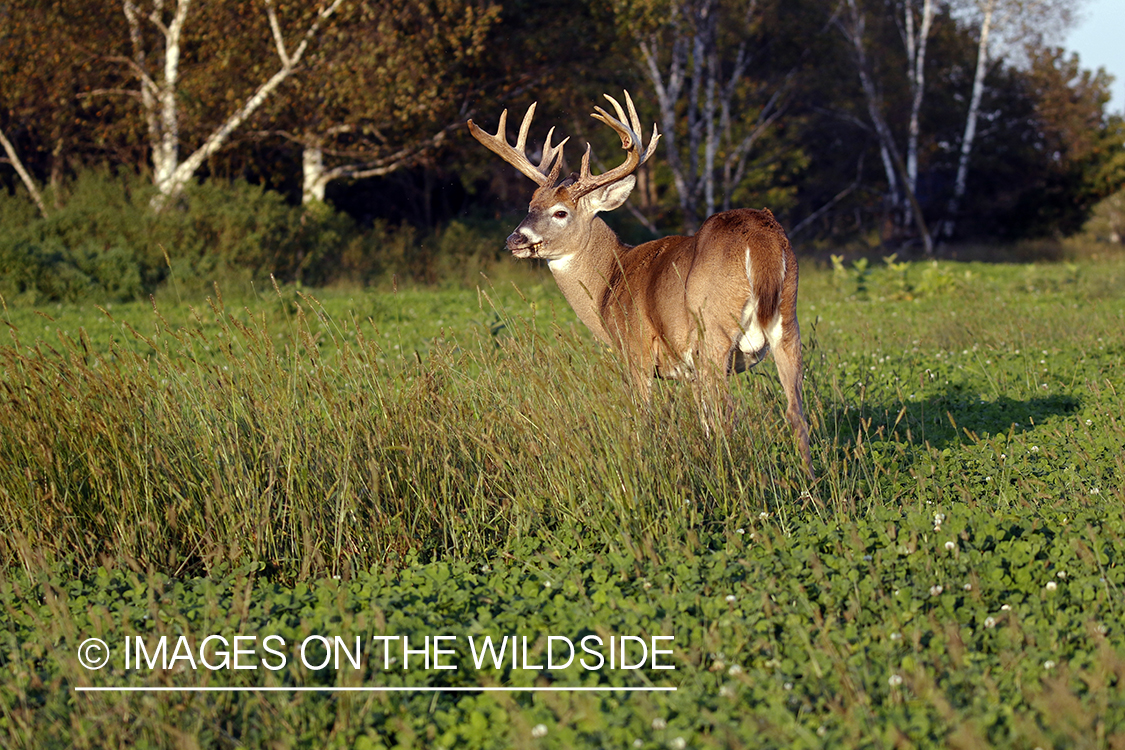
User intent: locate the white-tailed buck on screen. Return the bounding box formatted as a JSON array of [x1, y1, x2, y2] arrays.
[[468, 92, 814, 477]]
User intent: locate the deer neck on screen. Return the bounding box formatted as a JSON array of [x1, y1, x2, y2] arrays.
[[545, 218, 626, 345]]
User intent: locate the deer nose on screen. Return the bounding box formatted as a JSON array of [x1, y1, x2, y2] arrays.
[[508, 226, 541, 248]]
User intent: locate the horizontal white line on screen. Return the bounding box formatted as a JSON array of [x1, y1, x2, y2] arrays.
[[76, 686, 676, 693]]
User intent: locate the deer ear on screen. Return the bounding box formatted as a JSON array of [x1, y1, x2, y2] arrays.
[[583, 175, 635, 214]]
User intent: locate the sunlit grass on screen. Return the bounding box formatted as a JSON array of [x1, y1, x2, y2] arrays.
[[1, 254, 1124, 748]]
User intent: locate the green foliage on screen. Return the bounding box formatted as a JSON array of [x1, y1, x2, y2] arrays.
[[0, 172, 514, 303], [1080, 188, 1125, 244], [1, 256, 1124, 747], [2, 510, 1124, 747]]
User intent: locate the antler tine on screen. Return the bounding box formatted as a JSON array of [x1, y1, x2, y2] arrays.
[[467, 102, 562, 187], [537, 126, 569, 183], [514, 102, 535, 154], [569, 90, 661, 200], [603, 91, 661, 167]]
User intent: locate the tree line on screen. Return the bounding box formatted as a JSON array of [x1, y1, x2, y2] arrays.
[[2, 0, 1124, 259]]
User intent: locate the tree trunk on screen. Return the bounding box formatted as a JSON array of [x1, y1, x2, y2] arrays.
[[123, 0, 342, 210], [0, 125, 49, 218], [839, 0, 933, 254], [942, 0, 994, 239], [302, 143, 331, 204], [903, 0, 935, 228], [633, 0, 787, 233]]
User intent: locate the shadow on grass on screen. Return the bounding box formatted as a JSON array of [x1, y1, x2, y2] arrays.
[[823, 389, 1081, 450]]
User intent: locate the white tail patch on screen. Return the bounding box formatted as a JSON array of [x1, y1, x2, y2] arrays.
[[737, 245, 771, 366], [736, 297, 771, 366]]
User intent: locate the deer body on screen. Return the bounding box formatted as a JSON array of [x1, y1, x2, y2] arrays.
[[469, 93, 813, 477]]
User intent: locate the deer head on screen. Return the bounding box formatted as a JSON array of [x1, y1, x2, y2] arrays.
[[467, 92, 660, 261]]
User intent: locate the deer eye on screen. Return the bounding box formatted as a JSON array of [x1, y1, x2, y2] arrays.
[[553, 210, 569, 220]]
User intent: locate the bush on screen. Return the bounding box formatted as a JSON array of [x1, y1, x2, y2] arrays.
[[0, 171, 515, 303], [1080, 189, 1125, 244], [0, 172, 372, 302]]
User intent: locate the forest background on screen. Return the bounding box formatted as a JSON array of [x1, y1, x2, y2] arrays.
[[2, 0, 1124, 302]]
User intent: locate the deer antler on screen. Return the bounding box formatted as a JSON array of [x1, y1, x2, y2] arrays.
[[567, 91, 661, 201], [467, 102, 567, 187]]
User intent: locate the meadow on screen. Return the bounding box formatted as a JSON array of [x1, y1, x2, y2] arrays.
[[1, 253, 1123, 748]]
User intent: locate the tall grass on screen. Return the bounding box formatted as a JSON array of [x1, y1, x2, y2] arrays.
[[2, 255, 1123, 580], [0, 280, 816, 579]]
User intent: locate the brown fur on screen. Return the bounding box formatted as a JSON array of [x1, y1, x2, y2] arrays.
[[468, 98, 814, 479]]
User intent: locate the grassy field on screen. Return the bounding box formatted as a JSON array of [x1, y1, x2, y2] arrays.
[[1, 254, 1124, 748]]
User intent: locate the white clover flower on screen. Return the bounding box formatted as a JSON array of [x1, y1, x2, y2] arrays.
[[945, 541, 956, 551], [1085, 419, 1093, 426], [726, 594, 737, 602], [890, 632, 902, 641], [1001, 604, 1011, 611], [728, 664, 743, 676], [930, 585, 944, 596], [670, 738, 687, 750], [633, 740, 643, 749], [736, 528, 745, 534], [531, 724, 548, 738], [783, 682, 794, 690], [963, 583, 972, 591], [652, 718, 667, 730], [759, 512, 769, 520], [1043, 660, 1056, 670], [1057, 571, 1066, 579], [1045, 581, 1057, 591], [984, 617, 997, 628], [720, 685, 735, 697], [888, 674, 903, 687], [642, 580, 652, 590], [1031, 446, 1040, 453]]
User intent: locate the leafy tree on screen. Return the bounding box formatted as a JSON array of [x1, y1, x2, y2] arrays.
[[112, 0, 343, 208], [0, 0, 127, 215], [609, 0, 815, 233], [267, 0, 502, 205]]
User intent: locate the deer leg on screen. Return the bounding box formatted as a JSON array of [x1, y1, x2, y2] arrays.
[[694, 336, 736, 439], [768, 327, 814, 479]]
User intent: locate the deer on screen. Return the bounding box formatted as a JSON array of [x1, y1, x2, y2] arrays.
[[467, 91, 814, 478]]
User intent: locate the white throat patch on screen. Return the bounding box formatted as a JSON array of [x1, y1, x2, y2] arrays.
[[548, 254, 575, 273]]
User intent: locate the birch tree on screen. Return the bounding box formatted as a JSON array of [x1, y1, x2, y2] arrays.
[[281, 0, 500, 205], [0, 126, 48, 217], [837, 0, 933, 253], [899, 0, 936, 228], [940, 0, 1080, 238], [0, 0, 123, 215], [118, 0, 342, 209], [615, 0, 800, 232]]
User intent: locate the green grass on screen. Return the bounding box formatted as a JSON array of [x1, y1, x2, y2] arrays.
[[1, 255, 1124, 748]]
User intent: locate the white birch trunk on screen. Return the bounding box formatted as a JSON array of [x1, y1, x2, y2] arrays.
[[302, 143, 331, 204], [943, 0, 994, 238], [904, 0, 934, 227], [122, 0, 342, 210], [0, 125, 49, 218], [840, 0, 933, 253]]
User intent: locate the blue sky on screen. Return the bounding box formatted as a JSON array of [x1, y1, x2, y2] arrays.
[[1065, 0, 1125, 113]]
